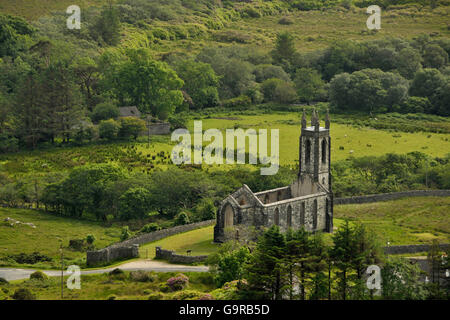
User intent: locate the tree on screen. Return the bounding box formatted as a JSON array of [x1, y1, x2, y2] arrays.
[[0, 14, 34, 58], [119, 187, 151, 220], [294, 68, 326, 104], [261, 78, 297, 103], [272, 32, 296, 64], [99, 119, 120, 140], [110, 49, 184, 120], [422, 44, 448, 69], [175, 211, 190, 225], [118, 116, 146, 140], [245, 226, 286, 300], [330, 220, 355, 300], [90, 5, 121, 46], [381, 257, 427, 300], [175, 60, 220, 109], [91, 101, 119, 123], [409, 68, 445, 100], [395, 47, 422, 79], [209, 242, 251, 287]]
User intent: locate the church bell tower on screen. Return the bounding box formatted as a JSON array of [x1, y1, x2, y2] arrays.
[[299, 109, 331, 190]]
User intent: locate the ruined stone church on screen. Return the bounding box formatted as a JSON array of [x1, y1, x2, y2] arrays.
[[214, 110, 333, 242]]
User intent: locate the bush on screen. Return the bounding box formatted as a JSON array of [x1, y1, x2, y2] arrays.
[[99, 119, 120, 140], [140, 223, 161, 233], [109, 268, 124, 276], [168, 113, 188, 130], [8, 252, 52, 264], [129, 270, 155, 282], [148, 292, 164, 300], [120, 226, 132, 241], [175, 211, 190, 226], [221, 95, 252, 109], [86, 234, 96, 245], [0, 277, 8, 285], [166, 273, 189, 291], [91, 102, 119, 123], [118, 117, 146, 140], [278, 17, 294, 25], [171, 289, 206, 300], [29, 271, 48, 281], [12, 288, 36, 300]]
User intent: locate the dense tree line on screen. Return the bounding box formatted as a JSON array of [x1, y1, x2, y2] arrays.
[[209, 223, 448, 300]]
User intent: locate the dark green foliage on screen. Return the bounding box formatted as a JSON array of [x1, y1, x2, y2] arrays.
[[91, 102, 119, 123], [12, 288, 36, 300], [120, 226, 132, 241], [29, 271, 48, 281], [140, 223, 161, 233], [119, 187, 151, 220], [7, 252, 52, 264], [90, 5, 121, 46], [99, 119, 120, 140], [0, 14, 34, 58], [86, 234, 96, 245], [175, 211, 190, 226], [0, 277, 8, 285], [118, 117, 146, 140]]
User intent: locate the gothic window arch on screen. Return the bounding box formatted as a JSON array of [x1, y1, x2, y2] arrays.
[[274, 208, 280, 226], [321, 139, 327, 164], [287, 206, 292, 228], [223, 204, 234, 228], [312, 200, 318, 230], [305, 139, 311, 165], [300, 202, 305, 226]]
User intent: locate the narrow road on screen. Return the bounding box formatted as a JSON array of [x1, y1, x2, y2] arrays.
[[0, 260, 209, 281]]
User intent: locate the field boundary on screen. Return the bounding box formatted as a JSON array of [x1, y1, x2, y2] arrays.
[[334, 190, 450, 205], [384, 243, 450, 255], [86, 220, 215, 265]]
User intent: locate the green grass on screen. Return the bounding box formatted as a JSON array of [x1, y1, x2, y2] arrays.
[[334, 196, 450, 246], [0, 207, 122, 269], [139, 225, 220, 259], [0, 271, 215, 300]]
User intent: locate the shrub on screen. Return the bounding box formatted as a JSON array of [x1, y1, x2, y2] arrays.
[[69, 239, 86, 251], [0, 277, 8, 285], [221, 95, 252, 109], [99, 119, 120, 140], [86, 234, 96, 245], [30, 271, 48, 281], [168, 113, 187, 130], [8, 252, 52, 264], [166, 273, 189, 291], [129, 270, 155, 282], [140, 223, 161, 233], [175, 211, 190, 226], [118, 117, 146, 140], [120, 226, 132, 241], [107, 295, 117, 300], [278, 17, 293, 25], [148, 292, 164, 300], [12, 288, 36, 300], [109, 268, 124, 276], [91, 102, 119, 123], [171, 290, 205, 300]]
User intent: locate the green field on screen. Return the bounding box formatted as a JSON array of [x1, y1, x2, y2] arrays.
[[0, 208, 122, 268], [139, 225, 219, 259], [1, 112, 449, 181]]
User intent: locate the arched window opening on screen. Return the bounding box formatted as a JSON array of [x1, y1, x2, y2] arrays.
[[223, 204, 234, 228], [312, 200, 318, 230], [277, 191, 282, 201], [321, 139, 327, 164], [264, 194, 270, 204], [274, 208, 280, 226], [305, 139, 311, 165], [287, 206, 292, 228], [300, 202, 305, 226]]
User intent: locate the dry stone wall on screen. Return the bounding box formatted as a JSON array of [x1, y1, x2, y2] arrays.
[[86, 219, 214, 266], [335, 190, 450, 205]]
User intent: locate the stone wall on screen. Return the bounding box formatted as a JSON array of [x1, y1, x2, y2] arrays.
[[155, 247, 208, 264], [148, 122, 171, 135], [86, 244, 139, 267], [384, 243, 450, 255], [86, 219, 215, 266], [335, 190, 450, 205]]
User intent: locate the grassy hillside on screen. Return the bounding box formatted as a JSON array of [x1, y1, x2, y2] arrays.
[[0, 207, 122, 268], [0, 0, 108, 20]]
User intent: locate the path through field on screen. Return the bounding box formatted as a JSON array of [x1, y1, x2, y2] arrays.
[[0, 259, 209, 281]]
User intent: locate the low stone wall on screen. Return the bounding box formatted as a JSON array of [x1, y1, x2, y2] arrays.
[[110, 219, 215, 249], [86, 220, 214, 266], [148, 122, 171, 135], [335, 190, 450, 205], [155, 247, 208, 264], [384, 243, 450, 255], [87, 244, 139, 267]]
